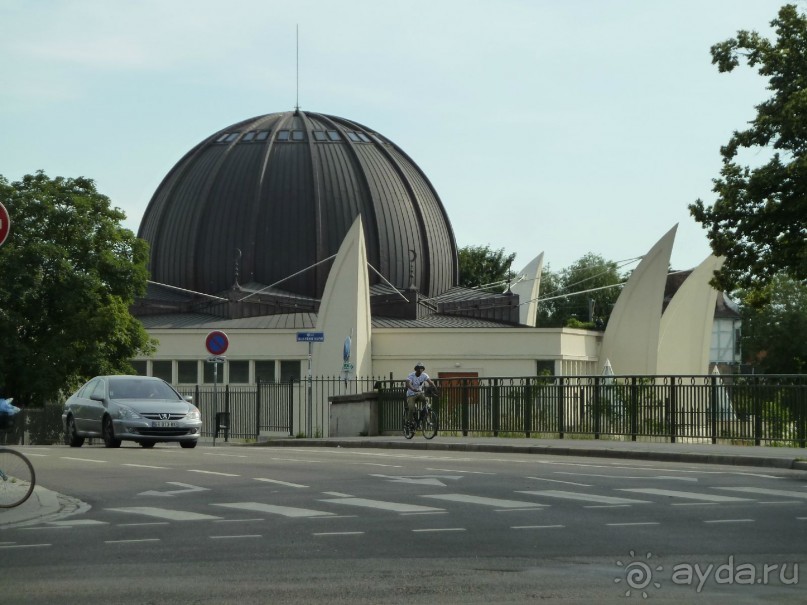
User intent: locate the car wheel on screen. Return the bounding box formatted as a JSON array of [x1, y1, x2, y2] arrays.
[[180, 441, 197, 449], [66, 416, 85, 448], [139, 442, 156, 449], [102, 416, 122, 448]]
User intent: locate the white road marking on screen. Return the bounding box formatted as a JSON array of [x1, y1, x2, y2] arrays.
[[606, 522, 660, 527], [60, 457, 106, 463], [212, 502, 334, 518], [46, 520, 108, 527], [117, 522, 169, 527], [703, 519, 755, 524], [210, 534, 262, 539], [422, 493, 547, 509], [518, 490, 650, 505], [105, 538, 161, 544], [412, 528, 465, 533], [512, 525, 565, 530], [313, 532, 364, 536], [254, 478, 309, 488], [619, 488, 752, 502], [427, 468, 495, 475], [320, 497, 444, 514], [187, 470, 239, 477], [106, 507, 222, 521], [716, 487, 807, 499], [0, 543, 51, 549], [554, 471, 697, 482], [271, 458, 323, 463], [322, 492, 353, 497], [123, 464, 169, 469], [139, 482, 210, 497], [527, 476, 591, 487]]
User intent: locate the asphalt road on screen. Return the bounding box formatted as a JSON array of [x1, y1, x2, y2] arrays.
[[2, 443, 806, 604]]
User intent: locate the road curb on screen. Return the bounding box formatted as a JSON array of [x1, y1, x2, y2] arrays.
[[252, 438, 807, 470]]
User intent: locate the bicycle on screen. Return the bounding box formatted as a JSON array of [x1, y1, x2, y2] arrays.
[[403, 386, 439, 440], [0, 411, 36, 508]]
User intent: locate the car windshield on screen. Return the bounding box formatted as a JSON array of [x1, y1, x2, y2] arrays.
[[108, 379, 181, 400]]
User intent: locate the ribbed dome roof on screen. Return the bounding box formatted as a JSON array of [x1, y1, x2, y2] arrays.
[[138, 110, 458, 300]]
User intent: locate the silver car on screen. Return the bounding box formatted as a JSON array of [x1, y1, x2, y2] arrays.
[[62, 376, 202, 449]]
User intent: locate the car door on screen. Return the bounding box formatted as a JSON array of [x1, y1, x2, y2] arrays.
[[71, 379, 99, 432], [84, 378, 109, 434]]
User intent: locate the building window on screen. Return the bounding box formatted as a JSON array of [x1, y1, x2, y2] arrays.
[[346, 132, 361, 142], [256, 130, 270, 141], [280, 360, 301, 383], [242, 131, 256, 142], [327, 131, 341, 141], [224, 133, 239, 142], [216, 133, 230, 143], [131, 360, 148, 376], [357, 132, 371, 142], [313, 131, 327, 141], [536, 360, 555, 376], [292, 130, 305, 141], [152, 360, 172, 382], [255, 360, 275, 383], [276, 130, 290, 141], [177, 361, 198, 384], [229, 360, 249, 384]]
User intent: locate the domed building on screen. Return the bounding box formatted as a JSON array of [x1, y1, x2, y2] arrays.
[[138, 110, 458, 303], [131, 108, 721, 438]]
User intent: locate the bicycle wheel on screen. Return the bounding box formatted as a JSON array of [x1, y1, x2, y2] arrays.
[[402, 414, 415, 440], [0, 448, 36, 508], [421, 410, 438, 440]]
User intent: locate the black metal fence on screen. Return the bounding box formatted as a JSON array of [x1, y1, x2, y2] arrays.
[[378, 375, 807, 447], [9, 374, 807, 447]]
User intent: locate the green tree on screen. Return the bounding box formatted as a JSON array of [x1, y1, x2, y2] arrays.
[[740, 274, 807, 374], [457, 244, 516, 289], [0, 172, 155, 407], [536, 253, 623, 328], [689, 4, 807, 294]]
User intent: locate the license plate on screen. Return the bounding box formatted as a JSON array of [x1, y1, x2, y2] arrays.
[[152, 421, 178, 427]]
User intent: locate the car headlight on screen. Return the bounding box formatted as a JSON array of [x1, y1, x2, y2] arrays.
[[117, 405, 143, 420], [185, 407, 201, 421]]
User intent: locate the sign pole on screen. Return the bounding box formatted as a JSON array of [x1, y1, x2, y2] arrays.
[[307, 341, 313, 437], [296, 331, 324, 438]]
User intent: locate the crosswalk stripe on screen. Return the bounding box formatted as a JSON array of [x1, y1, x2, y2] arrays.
[[105, 507, 222, 521], [211, 502, 334, 518], [619, 488, 752, 502], [422, 494, 546, 509], [517, 490, 649, 505], [320, 497, 444, 514], [715, 487, 807, 499]]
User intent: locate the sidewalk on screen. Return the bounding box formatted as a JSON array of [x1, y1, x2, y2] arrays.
[[2, 437, 805, 530], [253, 435, 807, 470]]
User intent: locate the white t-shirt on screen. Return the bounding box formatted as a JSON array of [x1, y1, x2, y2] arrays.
[[406, 371, 430, 396]]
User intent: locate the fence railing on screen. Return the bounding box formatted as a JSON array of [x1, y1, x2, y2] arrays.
[[9, 374, 807, 447], [378, 375, 807, 446]]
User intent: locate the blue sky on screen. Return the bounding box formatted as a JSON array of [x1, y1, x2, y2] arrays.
[[0, 0, 785, 275]]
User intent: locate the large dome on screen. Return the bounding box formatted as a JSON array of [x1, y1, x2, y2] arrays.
[[138, 110, 458, 300]]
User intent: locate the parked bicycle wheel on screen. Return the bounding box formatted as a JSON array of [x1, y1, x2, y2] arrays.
[[421, 409, 438, 440], [402, 413, 415, 440], [0, 448, 36, 508]]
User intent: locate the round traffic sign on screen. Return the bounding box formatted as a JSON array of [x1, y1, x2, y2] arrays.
[[205, 330, 229, 355], [0, 202, 10, 247]]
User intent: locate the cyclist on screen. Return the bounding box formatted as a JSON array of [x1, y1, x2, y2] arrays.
[[405, 362, 435, 427]]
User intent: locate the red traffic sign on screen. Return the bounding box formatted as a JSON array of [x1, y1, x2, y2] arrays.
[[205, 330, 229, 355], [0, 202, 9, 247]]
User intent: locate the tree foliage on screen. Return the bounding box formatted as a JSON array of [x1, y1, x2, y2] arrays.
[[689, 4, 807, 293], [457, 244, 516, 289], [535, 253, 623, 328], [0, 172, 155, 407], [740, 274, 807, 374]]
